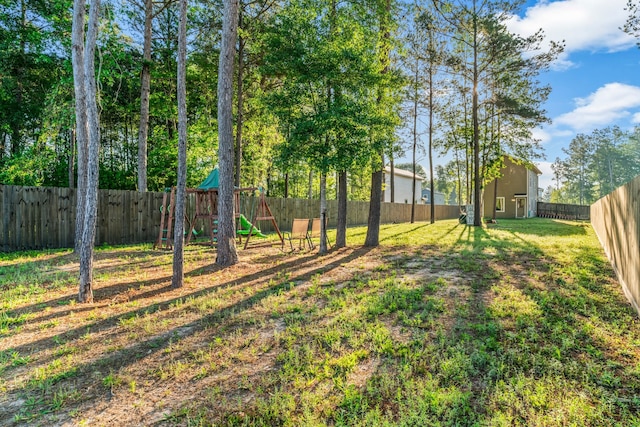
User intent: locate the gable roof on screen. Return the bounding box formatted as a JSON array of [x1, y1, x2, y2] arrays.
[[504, 155, 542, 175], [384, 166, 426, 181]]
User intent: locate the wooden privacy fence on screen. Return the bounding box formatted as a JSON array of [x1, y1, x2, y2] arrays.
[[244, 198, 461, 233], [0, 185, 461, 252], [0, 185, 166, 252], [537, 202, 590, 220], [591, 175, 640, 316]]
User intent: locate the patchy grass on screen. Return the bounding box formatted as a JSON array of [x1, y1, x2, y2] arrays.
[[1, 218, 639, 426]]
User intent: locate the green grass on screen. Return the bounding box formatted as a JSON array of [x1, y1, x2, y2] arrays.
[[1, 218, 639, 426]]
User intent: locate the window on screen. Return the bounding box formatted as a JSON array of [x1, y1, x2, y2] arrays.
[[496, 197, 505, 212]]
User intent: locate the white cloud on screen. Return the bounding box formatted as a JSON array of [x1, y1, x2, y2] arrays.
[[506, 0, 637, 68], [554, 83, 640, 130], [633, 112, 640, 124], [536, 161, 555, 189], [531, 127, 552, 144], [551, 129, 575, 138]]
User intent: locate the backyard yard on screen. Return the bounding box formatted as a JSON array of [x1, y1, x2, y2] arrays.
[[1, 218, 639, 426]]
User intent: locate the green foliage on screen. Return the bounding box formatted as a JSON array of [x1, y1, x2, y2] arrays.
[[0, 0, 70, 163], [0, 146, 57, 186], [623, 0, 640, 47], [554, 125, 640, 204], [431, 0, 561, 210], [261, 0, 402, 181]]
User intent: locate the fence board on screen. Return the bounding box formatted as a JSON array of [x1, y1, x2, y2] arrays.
[[0, 185, 462, 252], [591, 175, 640, 316], [50, 187, 58, 249], [7, 186, 16, 250], [30, 187, 38, 249], [537, 202, 590, 220], [59, 188, 73, 248], [23, 187, 31, 249], [14, 186, 23, 250]]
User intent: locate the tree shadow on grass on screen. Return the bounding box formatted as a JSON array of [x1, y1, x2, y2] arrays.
[[3, 246, 348, 353], [1, 247, 374, 389], [439, 221, 640, 424], [6, 220, 637, 425], [221, 221, 640, 425], [489, 218, 589, 237], [378, 222, 431, 242]]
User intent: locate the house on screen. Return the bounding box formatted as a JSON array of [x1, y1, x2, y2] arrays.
[[483, 156, 542, 219], [383, 166, 425, 204], [421, 188, 446, 205]]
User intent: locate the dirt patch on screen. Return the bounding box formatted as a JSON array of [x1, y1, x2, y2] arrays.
[[347, 357, 381, 388], [2, 222, 628, 426], [0, 243, 392, 426]]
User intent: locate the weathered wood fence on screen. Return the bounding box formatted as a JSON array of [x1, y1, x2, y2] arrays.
[[591, 175, 640, 316], [0, 186, 166, 252], [537, 202, 590, 220], [0, 185, 460, 252]]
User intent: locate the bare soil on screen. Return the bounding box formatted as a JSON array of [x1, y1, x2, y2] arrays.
[[1, 239, 467, 426]]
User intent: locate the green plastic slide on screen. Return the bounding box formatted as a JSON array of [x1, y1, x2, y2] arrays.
[[237, 214, 266, 238]]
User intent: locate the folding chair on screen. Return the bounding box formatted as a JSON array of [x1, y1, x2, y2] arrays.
[[283, 218, 311, 250], [308, 217, 332, 250]]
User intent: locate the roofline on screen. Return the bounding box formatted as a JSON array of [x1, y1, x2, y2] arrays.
[[503, 155, 542, 175], [384, 166, 426, 181], [421, 189, 446, 196]]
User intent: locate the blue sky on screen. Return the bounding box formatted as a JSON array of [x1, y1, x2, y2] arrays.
[[414, 0, 640, 190], [510, 0, 640, 189]]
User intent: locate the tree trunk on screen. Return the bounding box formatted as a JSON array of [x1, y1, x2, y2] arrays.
[[492, 178, 498, 221], [69, 128, 75, 188], [266, 166, 271, 196], [607, 158, 614, 191], [234, 8, 244, 188], [336, 170, 347, 247], [77, 0, 101, 303], [390, 156, 395, 203], [365, 0, 390, 247], [137, 0, 153, 193], [216, 0, 239, 267], [319, 172, 328, 254], [72, 0, 88, 253], [10, 0, 26, 156], [428, 68, 435, 224], [365, 163, 383, 247], [284, 172, 289, 198], [411, 146, 416, 224], [472, 2, 481, 227], [411, 58, 419, 224], [455, 150, 462, 206], [172, 0, 188, 288]]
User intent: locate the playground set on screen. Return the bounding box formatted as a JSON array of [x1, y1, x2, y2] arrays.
[[154, 169, 283, 250]]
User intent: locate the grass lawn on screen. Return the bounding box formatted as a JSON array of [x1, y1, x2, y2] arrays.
[[1, 218, 640, 426]]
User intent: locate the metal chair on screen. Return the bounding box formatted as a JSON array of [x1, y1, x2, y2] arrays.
[[308, 217, 332, 250], [283, 218, 310, 250]]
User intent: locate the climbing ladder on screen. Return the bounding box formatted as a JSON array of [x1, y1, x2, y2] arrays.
[[154, 188, 176, 250], [155, 187, 280, 250], [185, 189, 218, 246], [243, 191, 283, 249]]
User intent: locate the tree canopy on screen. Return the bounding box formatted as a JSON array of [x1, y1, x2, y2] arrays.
[[0, 0, 571, 220]]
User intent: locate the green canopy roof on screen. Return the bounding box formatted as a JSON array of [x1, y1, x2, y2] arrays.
[[198, 168, 219, 190]]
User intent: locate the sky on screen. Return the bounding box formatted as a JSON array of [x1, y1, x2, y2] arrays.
[[414, 0, 640, 190]]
